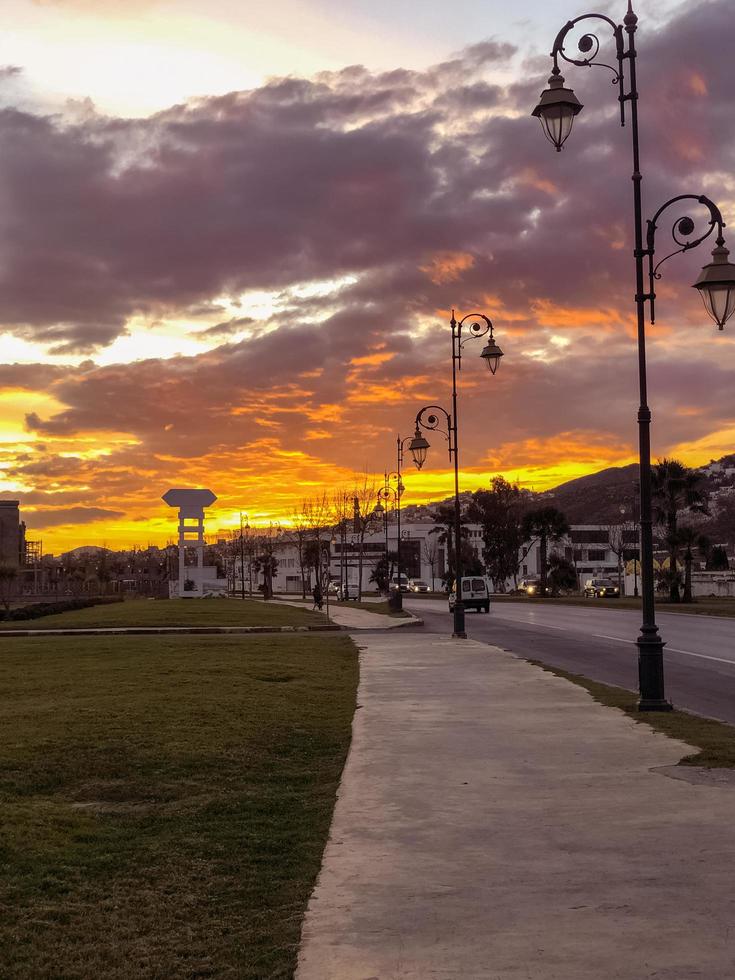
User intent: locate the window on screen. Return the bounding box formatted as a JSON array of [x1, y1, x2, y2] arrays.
[[462, 580, 472, 592], [471, 578, 485, 591], [570, 529, 610, 544], [588, 549, 607, 562]]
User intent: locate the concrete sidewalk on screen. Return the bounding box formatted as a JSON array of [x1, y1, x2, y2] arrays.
[[277, 598, 422, 630], [296, 634, 735, 980]]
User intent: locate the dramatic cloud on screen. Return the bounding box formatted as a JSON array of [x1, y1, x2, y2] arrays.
[[23, 506, 125, 529], [1, 0, 734, 548]]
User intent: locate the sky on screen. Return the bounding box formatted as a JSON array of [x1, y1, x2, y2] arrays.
[[1, 0, 734, 552]]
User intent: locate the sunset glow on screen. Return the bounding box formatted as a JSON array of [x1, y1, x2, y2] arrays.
[[0, 0, 732, 553]]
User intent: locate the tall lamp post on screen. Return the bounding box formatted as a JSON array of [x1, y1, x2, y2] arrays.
[[385, 441, 410, 610], [408, 310, 504, 638], [533, 2, 735, 710], [374, 478, 398, 596]]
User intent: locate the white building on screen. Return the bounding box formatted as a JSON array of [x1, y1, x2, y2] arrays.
[[230, 519, 639, 596]]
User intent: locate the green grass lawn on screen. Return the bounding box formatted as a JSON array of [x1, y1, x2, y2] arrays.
[[0, 633, 358, 979], [493, 594, 735, 618], [0, 597, 328, 630], [333, 600, 410, 618]]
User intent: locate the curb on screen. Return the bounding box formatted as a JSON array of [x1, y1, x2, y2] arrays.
[[345, 615, 424, 631], [0, 624, 343, 638]]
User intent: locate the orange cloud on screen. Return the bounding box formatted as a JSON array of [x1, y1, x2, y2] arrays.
[[689, 71, 708, 97], [349, 351, 394, 367], [420, 251, 475, 285], [513, 166, 559, 196], [531, 298, 633, 334]]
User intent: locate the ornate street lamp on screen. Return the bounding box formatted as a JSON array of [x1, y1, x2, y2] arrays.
[[531, 70, 583, 152], [534, 2, 733, 710], [408, 427, 430, 470], [375, 480, 399, 597], [408, 310, 503, 639], [384, 449, 410, 610]]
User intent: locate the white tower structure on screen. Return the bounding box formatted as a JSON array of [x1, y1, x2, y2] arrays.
[[162, 488, 217, 598]]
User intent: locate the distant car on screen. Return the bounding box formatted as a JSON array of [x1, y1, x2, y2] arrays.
[[408, 579, 430, 593], [584, 577, 620, 598], [519, 577, 550, 597], [389, 575, 410, 593], [449, 576, 491, 613]]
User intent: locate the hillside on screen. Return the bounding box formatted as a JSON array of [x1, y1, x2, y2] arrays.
[[540, 463, 641, 523]]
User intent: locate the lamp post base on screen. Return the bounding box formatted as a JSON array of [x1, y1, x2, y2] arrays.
[[452, 602, 467, 639], [636, 634, 673, 712]]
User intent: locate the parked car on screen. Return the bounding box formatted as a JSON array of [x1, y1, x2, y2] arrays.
[[449, 576, 491, 613], [328, 582, 352, 600], [408, 579, 430, 593], [519, 577, 550, 597], [389, 575, 411, 593], [583, 577, 620, 598]]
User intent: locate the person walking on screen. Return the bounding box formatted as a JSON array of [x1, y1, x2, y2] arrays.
[[312, 581, 323, 611]]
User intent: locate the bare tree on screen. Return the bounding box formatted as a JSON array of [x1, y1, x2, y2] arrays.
[[422, 536, 438, 591], [605, 516, 636, 596], [301, 493, 334, 596], [349, 474, 382, 600], [331, 490, 353, 597], [251, 523, 281, 600], [288, 505, 314, 599]]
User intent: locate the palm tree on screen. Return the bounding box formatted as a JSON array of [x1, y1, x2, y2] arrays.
[[429, 503, 469, 588], [521, 507, 570, 596], [651, 458, 707, 602], [677, 527, 710, 603]]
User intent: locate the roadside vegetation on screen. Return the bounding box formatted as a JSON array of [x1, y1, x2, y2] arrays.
[[333, 599, 411, 618], [492, 594, 735, 618], [531, 661, 735, 768], [0, 597, 328, 630], [0, 632, 358, 979]]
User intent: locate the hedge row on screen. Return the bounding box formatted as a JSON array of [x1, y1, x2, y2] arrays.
[[1, 596, 124, 622]]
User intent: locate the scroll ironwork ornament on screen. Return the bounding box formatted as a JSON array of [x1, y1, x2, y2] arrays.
[[645, 195, 729, 326], [415, 405, 453, 452]]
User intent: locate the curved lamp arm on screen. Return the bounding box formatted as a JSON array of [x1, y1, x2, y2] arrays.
[[547, 6, 631, 127], [452, 311, 497, 372], [645, 194, 725, 324], [415, 404, 454, 459]]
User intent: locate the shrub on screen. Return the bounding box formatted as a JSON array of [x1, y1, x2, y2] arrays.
[[1, 596, 123, 622]]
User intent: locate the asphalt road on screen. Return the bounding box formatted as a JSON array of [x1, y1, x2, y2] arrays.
[[404, 598, 735, 725]]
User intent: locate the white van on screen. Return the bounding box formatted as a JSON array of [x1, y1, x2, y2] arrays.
[[389, 574, 410, 593], [449, 576, 491, 613]]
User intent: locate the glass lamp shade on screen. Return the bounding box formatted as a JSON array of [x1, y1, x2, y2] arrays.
[[373, 500, 385, 515], [694, 241, 735, 330], [532, 72, 583, 151], [408, 429, 430, 470], [480, 337, 504, 374]]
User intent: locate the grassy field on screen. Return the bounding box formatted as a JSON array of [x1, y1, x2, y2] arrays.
[[531, 661, 735, 768], [333, 599, 411, 618], [0, 597, 328, 630], [0, 633, 358, 978]]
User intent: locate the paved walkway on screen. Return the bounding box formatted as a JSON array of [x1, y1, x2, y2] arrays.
[[276, 598, 422, 630], [296, 634, 735, 979]]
